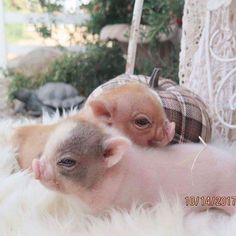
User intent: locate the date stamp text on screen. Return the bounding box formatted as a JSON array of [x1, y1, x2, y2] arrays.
[[185, 196, 236, 207]]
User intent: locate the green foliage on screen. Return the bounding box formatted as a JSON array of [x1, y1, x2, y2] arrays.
[[27, 0, 63, 38], [43, 43, 125, 96], [26, 0, 62, 12], [9, 43, 126, 99], [142, 0, 184, 43], [9, 0, 184, 95], [36, 0, 62, 12], [84, 0, 184, 40], [35, 24, 52, 38], [84, 0, 135, 34], [83, 0, 184, 81], [8, 73, 34, 100]]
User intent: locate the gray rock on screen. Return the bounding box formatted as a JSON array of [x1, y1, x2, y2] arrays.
[[14, 82, 85, 117], [8, 47, 63, 80]]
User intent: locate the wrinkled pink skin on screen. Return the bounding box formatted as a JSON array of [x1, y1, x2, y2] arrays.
[[33, 138, 236, 215]]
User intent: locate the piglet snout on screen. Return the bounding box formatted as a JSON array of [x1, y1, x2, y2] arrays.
[[149, 121, 176, 147], [165, 121, 175, 142]]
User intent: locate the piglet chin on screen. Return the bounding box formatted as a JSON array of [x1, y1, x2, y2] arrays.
[[148, 140, 167, 147]]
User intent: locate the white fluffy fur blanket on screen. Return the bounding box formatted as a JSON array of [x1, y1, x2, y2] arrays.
[[0, 112, 236, 236]]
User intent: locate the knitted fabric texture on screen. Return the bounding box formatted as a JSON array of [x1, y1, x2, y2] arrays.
[[179, 0, 236, 142]]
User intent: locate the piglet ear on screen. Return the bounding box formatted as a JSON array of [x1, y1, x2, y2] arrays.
[[32, 159, 42, 180], [103, 137, 131, 168], [89, 100, 113, 124]]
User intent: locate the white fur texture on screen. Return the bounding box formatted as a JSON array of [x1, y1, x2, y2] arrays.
[[0, 113, 236, 236]]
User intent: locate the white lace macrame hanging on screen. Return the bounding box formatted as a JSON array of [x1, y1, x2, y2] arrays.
[[180, 0, 236, 143]]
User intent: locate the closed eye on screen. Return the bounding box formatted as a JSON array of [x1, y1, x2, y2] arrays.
[[57, 158, 76, 168]]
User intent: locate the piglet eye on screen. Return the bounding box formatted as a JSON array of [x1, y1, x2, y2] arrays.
[[57, 158, 76, 168], [134, 115, 152, 129]]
